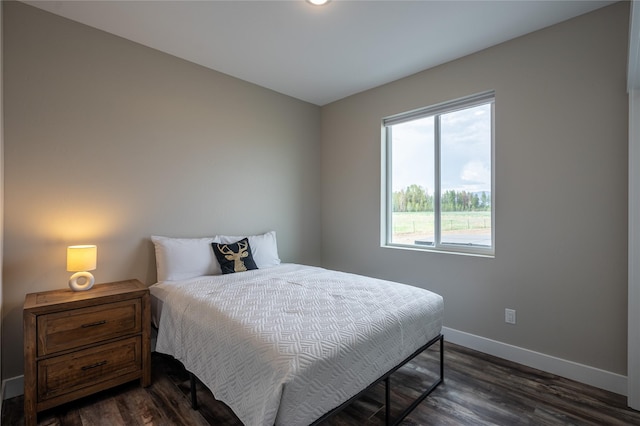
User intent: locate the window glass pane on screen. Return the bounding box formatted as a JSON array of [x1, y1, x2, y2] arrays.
[[439, 104, 492, 247], [390, 116, 435, 245]]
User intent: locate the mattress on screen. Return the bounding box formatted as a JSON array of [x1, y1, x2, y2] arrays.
[[151, 263, 443, 426]]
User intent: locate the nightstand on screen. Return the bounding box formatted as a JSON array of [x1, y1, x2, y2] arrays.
[[23, 279, 151, 426]]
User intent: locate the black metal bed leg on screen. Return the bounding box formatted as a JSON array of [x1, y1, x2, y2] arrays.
[[190, 372, 198, 410], [440, 334, 445, 382], [385, 376, 391, 426]]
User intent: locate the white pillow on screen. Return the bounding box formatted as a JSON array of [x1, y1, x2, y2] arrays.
[[151, 236, 221, 281], [213, 231, 281, 269]]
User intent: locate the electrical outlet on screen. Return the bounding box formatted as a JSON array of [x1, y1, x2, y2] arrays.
[[505, 308, 516, 324]]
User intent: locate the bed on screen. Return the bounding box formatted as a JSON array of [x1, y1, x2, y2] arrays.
[[150, 232, 444, 426]]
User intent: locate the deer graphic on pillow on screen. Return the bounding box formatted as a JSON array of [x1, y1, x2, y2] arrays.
[[217, 241, 250, 272]]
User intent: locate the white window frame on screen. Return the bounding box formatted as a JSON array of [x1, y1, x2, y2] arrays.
[[381, 91, 495, 257]]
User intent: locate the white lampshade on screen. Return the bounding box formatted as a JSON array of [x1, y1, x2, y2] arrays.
[[67, 245, 97, 272], [67, 245, 97, 291]]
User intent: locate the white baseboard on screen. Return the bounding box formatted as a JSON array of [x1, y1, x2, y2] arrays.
[[443, 326, 627, 396], [1, 329, 627, 400], [2, 375, 23, 400]]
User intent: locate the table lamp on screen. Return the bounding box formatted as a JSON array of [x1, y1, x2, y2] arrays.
[[67, 245, 97, 291]]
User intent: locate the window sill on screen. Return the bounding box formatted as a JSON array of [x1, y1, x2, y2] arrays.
[[381, 243, 495, 258]]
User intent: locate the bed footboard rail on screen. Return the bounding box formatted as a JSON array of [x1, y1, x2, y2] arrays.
[[189, 334, 444, 425], [311, 333, 444, 426], [384, 334, 444, 425]]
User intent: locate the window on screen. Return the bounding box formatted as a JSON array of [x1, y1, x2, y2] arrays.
[[382, 91, 494, 256]]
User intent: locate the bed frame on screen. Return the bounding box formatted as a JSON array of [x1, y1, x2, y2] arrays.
[[189, 333, 444, 426]]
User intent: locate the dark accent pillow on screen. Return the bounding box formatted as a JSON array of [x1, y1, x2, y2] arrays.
[[211, 238, 258, 274]]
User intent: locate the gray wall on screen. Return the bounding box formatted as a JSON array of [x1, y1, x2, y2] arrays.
[[2, 2, 321, 379], [321, 2, 629, 375]]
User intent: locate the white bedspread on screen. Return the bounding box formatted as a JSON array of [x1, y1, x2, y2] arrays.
[[152, 263, 443, 426]]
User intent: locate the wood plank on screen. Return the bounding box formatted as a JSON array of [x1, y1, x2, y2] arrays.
[[143, 363, 211, 426], [113, 383, 166, 425], [78, 395, 125, 426]]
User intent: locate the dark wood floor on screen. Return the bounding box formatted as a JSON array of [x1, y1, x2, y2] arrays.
[[4, 342, 640, 425]]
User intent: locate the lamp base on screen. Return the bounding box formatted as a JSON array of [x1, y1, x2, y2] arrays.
[[69, 271, 95, 291]]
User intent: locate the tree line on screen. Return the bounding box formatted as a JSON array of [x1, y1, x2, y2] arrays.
[[393, 184, 491, 212]]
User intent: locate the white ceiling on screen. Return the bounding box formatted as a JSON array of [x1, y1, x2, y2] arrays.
[[25, 0, 616, 106]]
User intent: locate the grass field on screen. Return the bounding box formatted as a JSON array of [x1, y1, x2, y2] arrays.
[[392, 211, 492, 245]]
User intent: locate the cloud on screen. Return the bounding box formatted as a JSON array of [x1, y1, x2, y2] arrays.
[[460, 160, 490, 191]]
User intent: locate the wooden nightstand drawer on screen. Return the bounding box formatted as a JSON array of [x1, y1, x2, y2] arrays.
[[37, 336, 142, 401], [37, 299, 142, 356]]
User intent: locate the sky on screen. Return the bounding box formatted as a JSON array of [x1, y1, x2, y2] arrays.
[[390, 103, 491, 195]]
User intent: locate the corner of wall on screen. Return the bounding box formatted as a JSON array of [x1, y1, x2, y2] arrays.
[[1, 0, 6, 410]]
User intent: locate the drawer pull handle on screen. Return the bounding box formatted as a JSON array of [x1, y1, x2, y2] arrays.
[[81, 320, 107, 328], [81, 361, 107, 371]]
